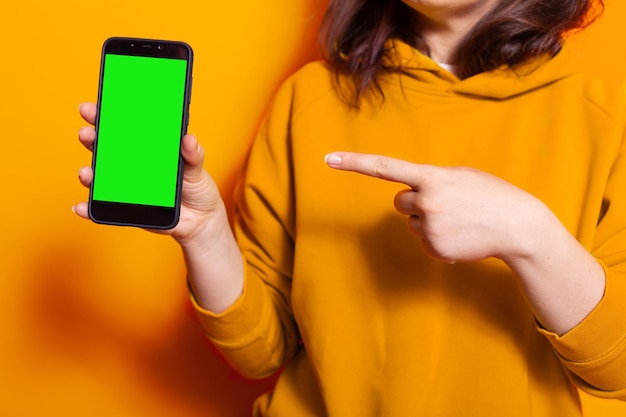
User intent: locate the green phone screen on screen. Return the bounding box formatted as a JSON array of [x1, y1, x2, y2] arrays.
[[93, 54, 188, 208]]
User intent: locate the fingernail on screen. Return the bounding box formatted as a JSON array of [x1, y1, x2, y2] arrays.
[[324, 153, 342, 166], [71, 205, 76, 213]]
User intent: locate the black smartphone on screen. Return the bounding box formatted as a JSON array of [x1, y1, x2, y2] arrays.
[[89, 37, 193, 229]]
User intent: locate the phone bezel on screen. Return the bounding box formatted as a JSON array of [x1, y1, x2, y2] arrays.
[[89, 37, 193, 229]]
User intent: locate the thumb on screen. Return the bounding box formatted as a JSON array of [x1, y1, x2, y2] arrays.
[[180, 134, 205, 180]]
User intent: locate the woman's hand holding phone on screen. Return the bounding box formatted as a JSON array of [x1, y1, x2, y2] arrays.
[[75, 102, 224, 242], [75, 102, 245, 313]]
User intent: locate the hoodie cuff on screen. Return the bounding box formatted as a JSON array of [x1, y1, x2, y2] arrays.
[[537, 261, 626, 393], [189, 262, 271, 347]]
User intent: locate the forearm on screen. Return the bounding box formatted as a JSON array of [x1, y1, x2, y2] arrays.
[[183, 207, 298, 379], [180, 208, 244, 314], [501, 206, 606, 336]]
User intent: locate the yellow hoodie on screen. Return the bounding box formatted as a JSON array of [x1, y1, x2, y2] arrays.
[[193, 41, 626, 416]]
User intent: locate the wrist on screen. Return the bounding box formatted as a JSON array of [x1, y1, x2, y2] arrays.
[[495, 201, 605, 335], [178, 207, 245, 314], [175, 204, 231, 249], [495, 198, 556, 265]]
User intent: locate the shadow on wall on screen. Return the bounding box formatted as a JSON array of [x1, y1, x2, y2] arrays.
[[20, 235, 276, 415]]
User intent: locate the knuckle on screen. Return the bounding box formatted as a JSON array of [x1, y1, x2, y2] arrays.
[[421, 236, 455, 263], [372, 157, 389, 178]]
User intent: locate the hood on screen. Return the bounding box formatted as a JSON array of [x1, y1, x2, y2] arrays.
[[384, 40, 578, 100]]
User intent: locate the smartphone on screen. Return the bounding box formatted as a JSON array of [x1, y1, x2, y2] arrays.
[[89, 37, 193, 229]]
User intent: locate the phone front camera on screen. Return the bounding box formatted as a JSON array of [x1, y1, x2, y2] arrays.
[[157, 45, 163, 50]]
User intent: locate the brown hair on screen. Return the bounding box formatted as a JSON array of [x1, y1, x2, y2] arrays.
[[319, 0, 604, 106]]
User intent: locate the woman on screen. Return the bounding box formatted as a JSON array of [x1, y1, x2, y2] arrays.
[[76, 0, 626, 415]]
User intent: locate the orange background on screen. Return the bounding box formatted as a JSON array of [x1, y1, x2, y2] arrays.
[[0, 1, 624, 415]]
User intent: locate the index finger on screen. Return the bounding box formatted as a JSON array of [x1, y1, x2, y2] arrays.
[[325, 151, 431, 189], [79, 102, 97, 125]]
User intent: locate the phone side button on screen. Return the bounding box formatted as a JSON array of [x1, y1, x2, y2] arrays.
[[188, 77, 193, 105]]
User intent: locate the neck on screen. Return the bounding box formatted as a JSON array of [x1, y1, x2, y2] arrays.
[[405, 1, 500, 64], [418, 16, 475, 64]]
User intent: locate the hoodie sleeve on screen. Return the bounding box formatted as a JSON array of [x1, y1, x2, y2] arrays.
[[538, 91, 626, 399], [191, 76, 300, 380]]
